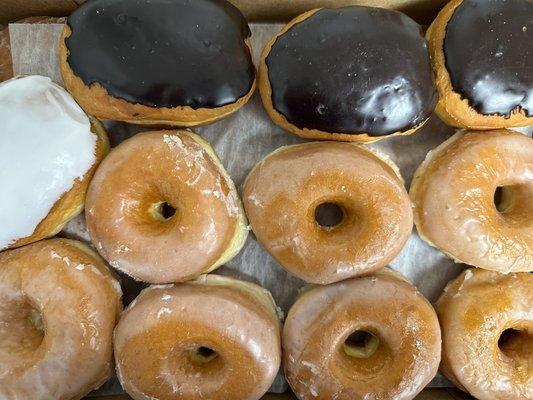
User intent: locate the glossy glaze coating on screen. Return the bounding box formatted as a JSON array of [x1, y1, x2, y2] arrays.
[[264, 6, 436, 136], [114, 275, 281, 400], [444, 0, 533, 117], [437, 268, 533, 400], [86, 130, 248, 284], [65, 0, 254, 109], [283, 269, 441, 400], [243, 142, 413, 284], [410, 130, 533, 273], [0, 239, 122, 400]]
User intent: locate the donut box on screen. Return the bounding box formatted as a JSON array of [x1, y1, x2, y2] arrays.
[[0, 1, 531, 400]]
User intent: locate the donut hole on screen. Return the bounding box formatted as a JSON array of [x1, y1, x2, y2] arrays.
[[315, 202, 345, 229], [343, 330, 380, 359], [0, 295, 45, 356], [493, 184, 533, 221], [493, 186, 505, 212], [189, 346, 218, 364], [151, 201, 177, 221], [498, 327, 533, 364]]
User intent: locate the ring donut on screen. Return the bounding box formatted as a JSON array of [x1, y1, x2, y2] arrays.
[[410, 129, 533, 272], [60, 0, 255, 126], [114, 275, 281, 400], [0, 75, 108, 251], [283, 268, 441, 400], [436, 268, 533, 400], [0, 238, 122, 400], [243, 142, 413, 284], [258, 6, 436, 142], [86, 130, 248, 283], [427, 0, 533, 129]]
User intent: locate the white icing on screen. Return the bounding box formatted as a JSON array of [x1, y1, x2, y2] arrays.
[[0, 76, 96, 249]]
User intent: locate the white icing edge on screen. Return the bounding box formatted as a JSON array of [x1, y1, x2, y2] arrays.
[[0, 75, 96, 249]]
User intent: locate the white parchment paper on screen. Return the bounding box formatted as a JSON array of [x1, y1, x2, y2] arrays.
[[9, 22, 532, 396]]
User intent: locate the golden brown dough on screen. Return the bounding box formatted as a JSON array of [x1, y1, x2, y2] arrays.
[[243, 142, 413, 284], [0, 238, 122, 400], [86, 130, 248, 283], [283, 268, 441, 400], [427, 0, 532, 129], [410, 129, 533, 273], [437, 268, 533, 400], [114, 275, 281, 400]]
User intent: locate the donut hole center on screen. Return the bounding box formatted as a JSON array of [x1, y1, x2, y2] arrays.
[[315, 202, 345, 229], [152, 201, 176, 221], [498, 327, 533, 364], [493, 186, 505, 212], [0, 295, 45, 356], [343, 330, 380, 359], [493, 184, 533, 222], [189, 346, 218, 364]]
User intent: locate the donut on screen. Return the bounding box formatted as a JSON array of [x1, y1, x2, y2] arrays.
[[114, 274, 281, 400], [86, 130, 248, 283], [427, 0, 533, 129], [0, 17, 65, 82], [283, 268, 441, 400], [0, 75, 108, 251], [243, 142, 413, 284], [60, 0, 255, 126], [436, 268, 533, 400], [258, 6, 437, 142], [410, 129, 533, 273], [0, 238, 122, 400]]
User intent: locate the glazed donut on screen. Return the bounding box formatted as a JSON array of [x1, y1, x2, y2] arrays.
[[0, 238, 122, 400], [114, 275, 281, 400], [258, 6, 437, 142], [283, 268, 441, 400], [427, 0, 533, 129], [60, 0, 255, 126], [0, 17, 65, 82], [86, 130, 248, 283], [243, 142, 413, 284], [436, 268, 533, 400], [0, 75, 108, 251], [410, 129, 533, 273]]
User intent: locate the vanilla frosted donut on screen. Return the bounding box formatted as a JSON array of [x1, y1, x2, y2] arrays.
[[243, 142, 413, 284], [410, 129, 533, 273], [86, 130, 247, 283], [0, 238, 122, 400], [283, 269, 441, 400], [114, 275, 281, 400], [437, 268, 533, 400], [0, 75, 108, 251]]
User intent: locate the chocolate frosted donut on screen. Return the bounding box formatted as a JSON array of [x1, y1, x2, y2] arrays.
[[428, 0, 533, 129], [259, 6, 437, 142], [60, 0, 255, 126]]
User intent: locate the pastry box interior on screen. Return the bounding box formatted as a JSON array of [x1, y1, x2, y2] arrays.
[[0, 0, 531, 400]]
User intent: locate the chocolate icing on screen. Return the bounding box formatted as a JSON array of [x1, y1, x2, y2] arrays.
[[265, 7, 437, 136], [65, 0, 254, 109], [444, 0, 533, 117]]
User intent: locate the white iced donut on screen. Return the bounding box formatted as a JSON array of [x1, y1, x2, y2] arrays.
[[0, 75, 108, 251]]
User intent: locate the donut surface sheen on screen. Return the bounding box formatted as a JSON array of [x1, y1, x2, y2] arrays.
[[437, 268, 533, 400], [283, 269, 441, 400], [114, 275, 281, 400], [444, 0, 533, 117], [243, 142, 413, 284], [86, 130, 248, 283], [0, 239, 122, 400], [260, 6, 436, 140], [63, 0, 254, 109], [410, 129, 533, 273]]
